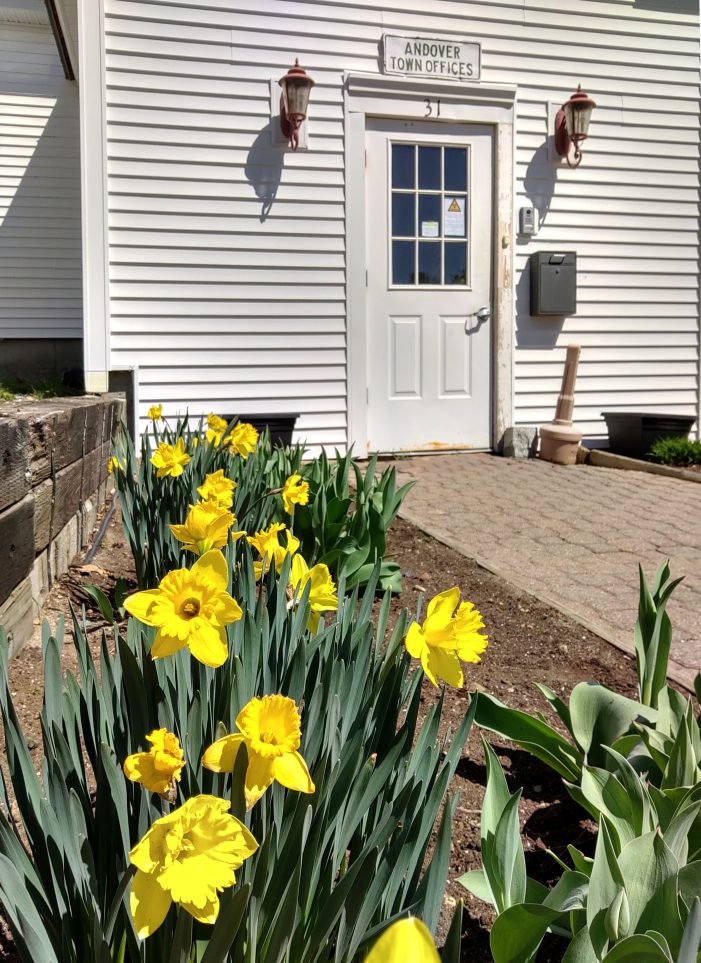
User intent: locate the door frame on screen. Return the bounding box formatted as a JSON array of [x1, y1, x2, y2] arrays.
[[344, 71, 516, 457]]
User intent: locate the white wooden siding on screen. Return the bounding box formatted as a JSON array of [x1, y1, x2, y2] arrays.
[[103, 0, 699, 447], [0, 11, 82, 338]]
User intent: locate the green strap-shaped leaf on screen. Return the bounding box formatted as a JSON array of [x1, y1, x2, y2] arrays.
[[200, 885, 250, 963]]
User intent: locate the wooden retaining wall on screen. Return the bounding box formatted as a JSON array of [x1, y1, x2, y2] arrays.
[[0, 394, 125, 656]]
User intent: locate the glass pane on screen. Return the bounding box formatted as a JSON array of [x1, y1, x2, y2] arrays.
[[392, 193, 415, 237], [392, 144, 414, 189], [444, 243, 467, 285], [418, 242, 441, 285], [418, 146, 441, 190], [418, 194, 441, 236], [392, 240, 415, 284], [444, 148, 467, 192]]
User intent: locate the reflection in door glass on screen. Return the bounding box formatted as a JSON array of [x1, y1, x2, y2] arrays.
[[392, 144, 415, 189], [418, 146, 441, 190], [418, 194, 441, 235], [444, 243, 467, 285], [392, 240, 415, 285], [392, 193, 415, 237], [444, 148, 467, 192], [418, 242, 441, 285]]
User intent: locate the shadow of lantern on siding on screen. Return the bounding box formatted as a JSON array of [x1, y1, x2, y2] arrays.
[[245, 121, 285, 221]]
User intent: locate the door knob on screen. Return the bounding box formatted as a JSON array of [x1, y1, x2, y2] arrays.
[[465, 305, 491, 335]]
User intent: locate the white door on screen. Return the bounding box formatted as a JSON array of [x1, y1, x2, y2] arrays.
[[365, 120, 493, 452]]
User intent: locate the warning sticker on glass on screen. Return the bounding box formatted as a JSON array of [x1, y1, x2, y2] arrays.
[[444, 196, 466, 237], [421, 220, 439, 238]]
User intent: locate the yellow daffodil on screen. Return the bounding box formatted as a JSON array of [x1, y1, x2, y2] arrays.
[[405, 587, 487, 688], [150, 438, 191, 478], [289, 554, 338, 632], [281, 473, 310, 515], [124, 550, 242, 668], [224, 421, 259, 459], [107, 455, 124, 474], [197, 469, 236, 510], [202, 695, 314, 809], [129, 794, 257, 938], [205, 413, 228, 446], [123, 729, 185, 796], [366, 918, 440, 963], [169, 502, 244, 556], [191, 435, 200, 448], [147, 404, 163, 421], [247, 522, 299, 578]]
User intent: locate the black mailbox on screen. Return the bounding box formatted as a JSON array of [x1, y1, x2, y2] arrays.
[[530, 251, 576, 316]]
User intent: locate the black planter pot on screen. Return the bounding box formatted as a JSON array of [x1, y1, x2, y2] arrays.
[[601, 411, 695, 460], [223, 413, 299, 447]]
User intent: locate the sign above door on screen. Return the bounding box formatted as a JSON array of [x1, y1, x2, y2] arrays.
[[382, 35, 481, 82]]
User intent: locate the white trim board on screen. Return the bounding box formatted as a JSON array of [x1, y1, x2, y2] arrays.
[[344, 71, 516, 456]]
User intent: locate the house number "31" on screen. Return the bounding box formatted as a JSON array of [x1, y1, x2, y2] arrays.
[[424, 98, 441, 117]]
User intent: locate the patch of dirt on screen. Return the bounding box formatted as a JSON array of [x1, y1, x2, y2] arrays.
[[1, 509, 643, 961], [384, 516, 639, 961]]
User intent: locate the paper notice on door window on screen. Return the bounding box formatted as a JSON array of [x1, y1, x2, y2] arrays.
[[444, 196, 465, 237], [421, 220, 439, 238]]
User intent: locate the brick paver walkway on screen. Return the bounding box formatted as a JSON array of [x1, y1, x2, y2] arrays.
[[392, 454, 701, 691]]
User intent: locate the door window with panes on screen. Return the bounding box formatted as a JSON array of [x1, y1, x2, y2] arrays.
[[390, 144, 469, 287]]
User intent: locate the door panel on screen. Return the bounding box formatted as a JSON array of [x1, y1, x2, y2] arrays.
[[366, 119, 493, 452], [390, 316, 421, 398]]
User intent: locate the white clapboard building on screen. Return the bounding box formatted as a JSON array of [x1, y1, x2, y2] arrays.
[[2, 0, 700, 454]]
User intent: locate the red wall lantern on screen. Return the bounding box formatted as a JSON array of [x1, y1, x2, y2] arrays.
[[278, 59, 316, 150], [554, 85, 597, 168]]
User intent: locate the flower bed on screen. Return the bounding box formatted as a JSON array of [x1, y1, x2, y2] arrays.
[[1, 410, 699, 961]]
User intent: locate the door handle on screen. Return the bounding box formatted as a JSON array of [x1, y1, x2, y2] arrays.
[[465, 306, 491, 334]]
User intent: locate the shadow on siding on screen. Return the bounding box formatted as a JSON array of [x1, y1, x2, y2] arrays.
[[245, 122, 285, 221]]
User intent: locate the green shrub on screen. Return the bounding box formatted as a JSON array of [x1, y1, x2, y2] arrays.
[[0, 555, 471, 962], [648, 436, 701, 466]]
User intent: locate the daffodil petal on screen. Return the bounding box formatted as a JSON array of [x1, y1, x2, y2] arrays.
[[306, 611, 321, 633], [426, 647, 463, 688], [273, 751, 315, 794], [192, 549, 229, 590], [130, 870, 172, 939], [244, 752, 275, 808], [214, 595, 243, 625], [151, 631, 187, 659], [405, 623, 425, 659], [201, 734, 245, 773], [366, 918, 441, 963], [180, 895, 220, 925], [187, 623, 228, 668], [425, 587, 460, 626], [124, 589, 163, 626]]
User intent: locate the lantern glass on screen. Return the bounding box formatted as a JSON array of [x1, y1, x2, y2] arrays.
[[565, 101, 594, 139], [283, 77, 311, 118]]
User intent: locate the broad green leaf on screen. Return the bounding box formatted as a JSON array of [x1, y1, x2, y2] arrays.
[[569, 682, 658, 768], [475, 693, 583, 781]]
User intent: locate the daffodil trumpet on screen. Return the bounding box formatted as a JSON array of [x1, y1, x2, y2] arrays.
[[202, 695, 314, 809]]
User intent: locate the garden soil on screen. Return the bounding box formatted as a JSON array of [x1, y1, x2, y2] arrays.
[[1, 505, 642, 962]]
